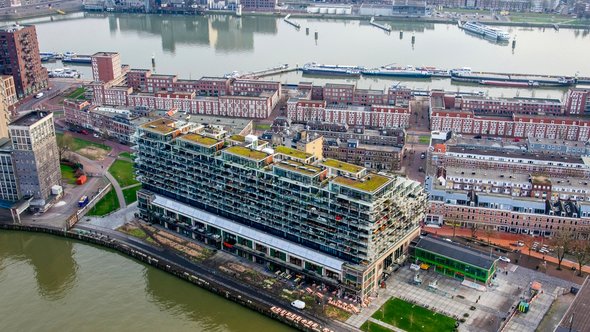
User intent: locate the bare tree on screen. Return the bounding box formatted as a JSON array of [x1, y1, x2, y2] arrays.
[[551, 228, 573, 270], [57, 132, 74, 160], [484, 226, 495, 245], [571, 239, 590, 276], [521, 235, 536, 258], [471, 223, 479, 239]]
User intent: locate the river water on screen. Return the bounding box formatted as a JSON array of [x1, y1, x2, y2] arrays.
[[11, 12, 590, 99], [0, 231, 293, 332]]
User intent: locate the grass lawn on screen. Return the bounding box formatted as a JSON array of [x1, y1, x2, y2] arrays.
[[119, 151, 134, 160], [366, 298, 456, 332], [60, 164, 77, 184], [418, 135, 431, 144], [109, 159, 139, 187], [254, 123, 271, 130], [507, 13, 570, 24], [67, 87, 86, 100], [360, 321, 394, 332], [86, 188, 120, 217], [122, 185, 141, 205]]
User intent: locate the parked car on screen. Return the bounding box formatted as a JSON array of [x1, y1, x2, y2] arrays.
[[499, 256, 511, 263], [34, 92, 44, 99]]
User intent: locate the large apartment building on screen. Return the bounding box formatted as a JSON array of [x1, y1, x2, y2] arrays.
[[0, 24, 48, 98], [135, 118, 426, 299]]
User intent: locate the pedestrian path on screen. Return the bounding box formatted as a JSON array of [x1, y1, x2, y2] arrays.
[[367, 317, 406, 332]]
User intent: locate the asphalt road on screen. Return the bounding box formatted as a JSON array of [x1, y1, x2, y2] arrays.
[[15, 79, 79, 114], [74, 223, 352, 332]]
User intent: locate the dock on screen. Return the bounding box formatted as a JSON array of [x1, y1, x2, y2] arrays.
[[369, 17, 392, 32], [283, 15, 300, 29], [238, 64, 299, 79]]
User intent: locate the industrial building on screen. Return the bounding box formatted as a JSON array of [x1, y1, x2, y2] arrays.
[[135, 118, 427, 299], [413, 236, 498, 284]]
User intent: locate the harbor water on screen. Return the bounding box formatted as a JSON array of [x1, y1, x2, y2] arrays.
[[11, 12, 590, 99], [0, 231, 293, 332]]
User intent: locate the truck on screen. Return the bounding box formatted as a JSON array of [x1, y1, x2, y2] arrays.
[[78, 195, 89, 208]]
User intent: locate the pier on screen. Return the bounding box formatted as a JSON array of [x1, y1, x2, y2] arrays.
[[283, 14, 301, 29], [238, 64, 299, 79], [369, 17, 392, 32]]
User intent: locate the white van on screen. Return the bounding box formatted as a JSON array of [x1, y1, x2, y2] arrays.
[[35, 92, 44, 99]]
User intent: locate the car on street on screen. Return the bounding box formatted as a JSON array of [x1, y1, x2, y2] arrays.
[[34, 92, 44, 99], [499, 256, 510, 263]]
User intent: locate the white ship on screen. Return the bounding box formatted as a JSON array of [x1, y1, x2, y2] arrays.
[[458, 21, 510, 41], [48, 68, 81, 78]]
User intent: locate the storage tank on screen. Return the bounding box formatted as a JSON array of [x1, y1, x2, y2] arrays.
[[327, 8, 336, 14], [319, 7, 327, 14]]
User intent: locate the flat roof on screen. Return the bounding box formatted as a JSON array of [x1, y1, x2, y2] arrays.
[[153, 195, 345, 272], [179, 134, 220, 147], [446, 146, 585, 164], [9, 111, 50, 127], [415, 237, 497, 270], [229, 134, 246, 142], [322, 159, 364, 174], [225, 146, 269, 161], [141, 119, 177, 134], [274, 160, 323, 177], [275, 146, 312, 160], [332, 174, 390, 193], [92, 52, 119, 57]]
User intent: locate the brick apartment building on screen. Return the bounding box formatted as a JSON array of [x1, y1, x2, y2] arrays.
[[0, 24, 48, 98]]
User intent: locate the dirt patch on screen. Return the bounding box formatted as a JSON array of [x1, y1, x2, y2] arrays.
[[78, 146, 108, 161]]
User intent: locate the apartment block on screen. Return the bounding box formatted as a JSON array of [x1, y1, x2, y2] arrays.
[[0, 137, 18, 201], [0, 24, 48, 98], [8, 111, 60, 206], [565, 89, 590, 115], [135, 118, 426, 299], [460, 96, 564, 116], [91, 52, 122, 83], [0, 75, 16, 138], [324, 139, 403, 171]]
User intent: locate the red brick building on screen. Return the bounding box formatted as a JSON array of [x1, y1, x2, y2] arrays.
[[91, 52, 122, 83], [565, 89, 590, 115], [0, 24, 48, 98]]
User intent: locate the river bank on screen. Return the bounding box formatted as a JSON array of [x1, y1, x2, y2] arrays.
[[0, 222, 349, 332]]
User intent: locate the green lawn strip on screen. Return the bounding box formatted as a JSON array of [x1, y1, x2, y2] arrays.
[[67, 87, 86, 100], [254, 123, 271, 130], [370, 298, 456, 332], [108, 159, 139, 187], [418, 135, 431, 144], [56, 132, 112, 152], [86, 188, 120, 217], [122, 185, 142, 205], [60, 164, 77, 184], [360, 321, 394, 332]]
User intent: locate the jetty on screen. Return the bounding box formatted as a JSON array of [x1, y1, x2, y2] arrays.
[[369, 17, 392, 32], [235, 64, 298, 79], [283, 14, 301, 29]]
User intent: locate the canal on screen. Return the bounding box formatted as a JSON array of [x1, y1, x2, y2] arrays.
[[0, 231, 293, 332], [9, 12, 590, 99]]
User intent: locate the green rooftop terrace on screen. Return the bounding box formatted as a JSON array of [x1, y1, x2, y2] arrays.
[[229, 135, 246, 142], [180, 134, 220, 147], [322, 159, 364, 174], [275, 146, 312, 160], [275, 160, 323, 176], [142, 119, 176, 134], [225, 146, 269, 161], [333, 174, 390, 193]]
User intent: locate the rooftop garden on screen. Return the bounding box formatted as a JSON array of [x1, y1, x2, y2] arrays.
[[225, 146, 269, 160], [142, 119, 176, 134], [322, 159, 364, 174], [275, 160, 322, 176], [229, 134, 246, 142], [333, 174, 390, 193], [275, 145, 312, 160], [181, 133, 219, 147]]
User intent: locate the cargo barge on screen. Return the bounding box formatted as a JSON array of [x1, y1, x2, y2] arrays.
[[362, 65, 433, 78], [450, 68, 577, 87], [301, 63, 364, 77]]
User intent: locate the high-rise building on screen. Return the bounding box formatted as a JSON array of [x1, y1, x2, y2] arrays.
[[91, 52, 122, 83], [0, 24, 48, 98], [0, 75, 16, 138], [0, 137, 18, 201], [9, 111, 60, 205], [136, 118, 426, 299]]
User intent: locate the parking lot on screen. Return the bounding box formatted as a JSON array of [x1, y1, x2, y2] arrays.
[[347, 260, 580, 332]]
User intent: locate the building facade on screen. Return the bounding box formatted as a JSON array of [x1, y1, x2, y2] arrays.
[[0, 24, 48, 98], [9, 111, 60, 205], [91, 52, 123, 83], [135, 118, 426, 299], [323, 139, 403, 171]]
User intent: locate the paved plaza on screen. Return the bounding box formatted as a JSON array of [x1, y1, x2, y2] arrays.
[[346, 262, 580, 332]]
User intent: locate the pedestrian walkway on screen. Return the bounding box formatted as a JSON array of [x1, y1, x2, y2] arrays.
[[121, 183, 141, 190], [104, 171, 126, 209], [366, 317, 406, 332]]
